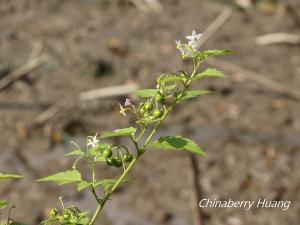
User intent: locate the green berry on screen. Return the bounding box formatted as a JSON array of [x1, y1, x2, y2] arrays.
[[106, 158, 114, 166], [153, 109, 163, 118], [144, 103, 153, 111], [112, 158, 122, 167], [123, 154, 133, 162], [63, 214, 70, 220], [103, 148, 112, 158]]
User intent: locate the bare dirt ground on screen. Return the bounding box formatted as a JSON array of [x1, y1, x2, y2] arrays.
[[0, 0, 299, 225]]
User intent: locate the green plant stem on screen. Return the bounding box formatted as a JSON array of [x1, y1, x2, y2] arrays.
[[88, 156, 139, 225], [129, 136, 140, 154], [91, 186, 99, 202], [136, 126, 147, 142]]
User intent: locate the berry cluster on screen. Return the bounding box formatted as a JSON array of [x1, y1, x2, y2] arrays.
[[46, 207, 89, 225], [103, 145, 133, 168]]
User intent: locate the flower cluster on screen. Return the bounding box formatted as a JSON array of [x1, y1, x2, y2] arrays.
[[176, 30, 202, 57]]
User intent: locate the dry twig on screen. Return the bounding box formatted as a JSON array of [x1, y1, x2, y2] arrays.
[[28, 83, 139, 128], [197, 8, 233, 49], [79, 83, 139, 101], [256, 33, 300, 45], [129, 0, 162, 13], [0, 54, 48, 91]]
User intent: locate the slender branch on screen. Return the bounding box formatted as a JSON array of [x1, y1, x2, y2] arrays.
[[136, 126, 147, 142], [88, 156, 139, 225], [91, 186, 100, 203], [0, 55, 48, 91], [129, 135, 141, 155]]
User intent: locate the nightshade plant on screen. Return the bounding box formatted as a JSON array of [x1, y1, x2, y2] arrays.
[[1, 30, 232, 225]]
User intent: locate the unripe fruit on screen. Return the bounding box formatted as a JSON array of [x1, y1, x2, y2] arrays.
[[144, 103, 153, 111], [103, 148, 112, 158], [63, 214, 70, 220], [123, 154, 133, 162], [153, 109, 163, 118], [112, 158, 122, 168], [106, 158, 114, 166]]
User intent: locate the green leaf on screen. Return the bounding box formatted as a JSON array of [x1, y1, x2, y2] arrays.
[[201, 49, 234, 57], [164, 84, 177, 90], [101, 127, 136, 138], [77, 179, 129, 192], [196, 49, 234, 62], [0, 173, 23, 182], [37, 170, 82, 185], [135, 89, 157, 98], [94, 179, 119, 188], [0, 200, 7, 210], [95, 179, 130, 188], [64, 149, 84, 157], [157, 74, 183, 84], [181, 90, 213, 100], [77, 180, 92, 191], [148, 136, 205, 156], [192, 68, 226, 80]]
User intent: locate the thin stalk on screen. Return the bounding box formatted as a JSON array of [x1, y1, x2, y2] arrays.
[[88, 156, 139, 225], [136, 126, 147, 142], [91, 186, 99, 202], [129, 135, 141, 154]]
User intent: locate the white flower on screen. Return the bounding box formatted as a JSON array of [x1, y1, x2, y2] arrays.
[[186, 30, 202, 50], [175, 30, 202, 57], [87, 133, 99, 148]]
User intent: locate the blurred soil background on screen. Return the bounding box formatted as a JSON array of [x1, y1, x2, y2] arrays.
[[0, 0, 299, 225]]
